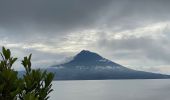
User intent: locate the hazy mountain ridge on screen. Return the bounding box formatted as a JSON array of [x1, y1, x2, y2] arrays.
[[49, 50, 170, 80]]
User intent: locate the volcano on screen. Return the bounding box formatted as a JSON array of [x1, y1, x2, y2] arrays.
[[49, 50, 170, 80]]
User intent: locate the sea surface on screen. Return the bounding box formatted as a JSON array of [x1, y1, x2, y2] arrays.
[[50, 79, 170, 100]]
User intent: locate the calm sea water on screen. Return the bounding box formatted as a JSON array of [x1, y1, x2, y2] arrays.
[[50, 79, 170, 100]]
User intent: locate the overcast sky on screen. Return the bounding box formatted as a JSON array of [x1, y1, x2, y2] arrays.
[[0, 0, 170, 74]]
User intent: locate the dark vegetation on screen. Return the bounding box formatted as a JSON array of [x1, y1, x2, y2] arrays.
[[0, 47, 54, 100]]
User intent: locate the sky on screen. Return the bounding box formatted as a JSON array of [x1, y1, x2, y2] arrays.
[[0, 0, 170, 74]]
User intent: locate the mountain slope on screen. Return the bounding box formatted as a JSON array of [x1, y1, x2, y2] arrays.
[[49, 50, 170, 80]]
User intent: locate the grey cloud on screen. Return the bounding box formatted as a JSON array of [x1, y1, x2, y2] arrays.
[[1, 0, 170, 39], [6, 46, 75, 70], [0, 0, 112, 35], [98, 0, 170, 32], [96, 34, 170, 64]]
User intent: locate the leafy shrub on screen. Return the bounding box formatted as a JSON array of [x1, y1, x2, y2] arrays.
[[0, 47, 54, 100]]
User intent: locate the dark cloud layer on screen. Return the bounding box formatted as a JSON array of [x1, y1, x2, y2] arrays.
[[99, 0, 170, 32], [1, 0, 170, 35], [0, 0, 112, 35]]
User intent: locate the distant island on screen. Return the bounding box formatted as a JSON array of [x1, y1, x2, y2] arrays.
[[47, 50, 170, 80]]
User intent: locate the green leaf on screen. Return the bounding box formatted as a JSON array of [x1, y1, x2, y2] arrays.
[[2, 47, 11, 59], [6, 49, 11, 59], [28, 54, 32, 61], [0, 46, 54, 100], [12, 58, 17, 64]]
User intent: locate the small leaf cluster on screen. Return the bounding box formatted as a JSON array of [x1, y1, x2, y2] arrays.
[[0, 47, 54, 100]]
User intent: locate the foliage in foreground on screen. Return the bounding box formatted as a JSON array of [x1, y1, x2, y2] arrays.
[[0, 47, 54, 100]]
